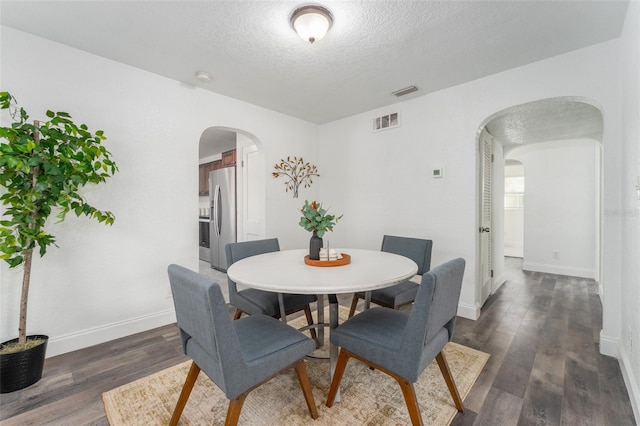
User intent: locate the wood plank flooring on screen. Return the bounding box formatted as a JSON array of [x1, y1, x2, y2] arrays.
[[450, 258, 636, 426], [0, 258, 636, 425]]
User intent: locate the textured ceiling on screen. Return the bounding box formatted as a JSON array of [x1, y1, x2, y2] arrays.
[[0, 0, 629, 125], [199, 128, 236, 159], [485, 97, 604, 150]]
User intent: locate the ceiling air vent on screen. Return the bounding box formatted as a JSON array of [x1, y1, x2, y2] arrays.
[[392, 85, 419, 97], [373, 112, 399, 131]]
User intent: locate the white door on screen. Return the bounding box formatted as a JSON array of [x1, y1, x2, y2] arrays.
[[241, 143, 265, 241], [480, 130, 493, 304]]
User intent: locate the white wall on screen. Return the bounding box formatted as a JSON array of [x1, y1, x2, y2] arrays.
[[507, 139, 599, 279], [0, 27, 319, 356], [319, 39, 621, 321], [619, 0, 640, 419]]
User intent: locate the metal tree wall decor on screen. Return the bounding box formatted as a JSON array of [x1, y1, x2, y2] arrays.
[[272, 156, 319, 198]]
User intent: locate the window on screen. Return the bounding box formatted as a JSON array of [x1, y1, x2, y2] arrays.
[[505, 176, 524, 208]]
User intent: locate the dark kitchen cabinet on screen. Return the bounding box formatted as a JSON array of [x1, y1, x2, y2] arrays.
[[199, 150, 235, 195], [198, 162, 212, 195], [222, 149, 236, 167]]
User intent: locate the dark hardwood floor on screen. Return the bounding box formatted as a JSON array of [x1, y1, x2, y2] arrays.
[[450, 258, 636, 426], [0, 258, 636, 425]]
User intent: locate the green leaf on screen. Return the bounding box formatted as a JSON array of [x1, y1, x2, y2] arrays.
[[0, 92, 118, 274], [7, 256, 23, 268], [5, 156, 19, 168]]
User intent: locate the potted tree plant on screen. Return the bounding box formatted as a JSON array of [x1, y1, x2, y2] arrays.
[[0, 92, 118, 393]]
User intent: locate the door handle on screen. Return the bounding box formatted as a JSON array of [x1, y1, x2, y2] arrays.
[[213, 185, 220, 236], [479, 227, 491, 233], [216, 186, 222, 236]]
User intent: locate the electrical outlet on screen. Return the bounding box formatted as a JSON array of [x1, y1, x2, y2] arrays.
[[552, 251, 560, 259]]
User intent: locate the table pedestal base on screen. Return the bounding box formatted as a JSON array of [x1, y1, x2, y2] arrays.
[[278, 293, 342, 402]]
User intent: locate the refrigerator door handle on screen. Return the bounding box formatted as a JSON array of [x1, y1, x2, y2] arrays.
[[216, 185, 222, 236], [213, 184, 221, 236]]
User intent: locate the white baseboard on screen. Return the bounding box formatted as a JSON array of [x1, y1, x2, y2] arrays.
[[599, 330, 619, 357], [46, 309, 177, 358], [522, 261, 596, 280], [457, 302, 480, 320], [619, 347, 640, 424]]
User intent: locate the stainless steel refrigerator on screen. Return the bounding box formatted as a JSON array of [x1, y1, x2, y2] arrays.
[[209, 167, 236, 271]]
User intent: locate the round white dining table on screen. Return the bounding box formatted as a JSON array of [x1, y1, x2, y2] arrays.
[[226, 248, 418, 295], [226, 248, 418, 401]]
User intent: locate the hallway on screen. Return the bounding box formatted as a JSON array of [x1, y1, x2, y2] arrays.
[[451, 257, 635, 425]]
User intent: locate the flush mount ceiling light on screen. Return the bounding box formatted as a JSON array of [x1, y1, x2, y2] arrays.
[[195, 71, 213, 82], [290, 5, 333, 44]]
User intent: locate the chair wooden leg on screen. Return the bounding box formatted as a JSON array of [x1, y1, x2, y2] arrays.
[[338, 350, 425, 424], [326, 349, 350, 407], [436, 352, 464, 412], [303, 305, 318, 341], [233, 308, 243, 320], [347, 294, 360, 318], [225, 392, 248, 426], [169, 361, 201, 426], [218, 359, 319, 425], [397, 378, 424, 426], [294, 360, 319, 419]]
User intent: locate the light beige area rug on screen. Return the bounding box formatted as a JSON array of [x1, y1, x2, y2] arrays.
[[102, 309, 489, 425]]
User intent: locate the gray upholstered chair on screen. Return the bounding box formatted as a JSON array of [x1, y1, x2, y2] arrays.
[[167, 264, 318, 426], [327, 258, 466, 425], [348, 235, 433, 317], [225, 238, 317, 339]]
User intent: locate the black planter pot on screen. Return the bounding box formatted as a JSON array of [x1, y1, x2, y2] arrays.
[[0, 335, 48, 393], [309, 231, 323, 260]]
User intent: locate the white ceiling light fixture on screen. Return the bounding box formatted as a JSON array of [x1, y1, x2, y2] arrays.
[[195, 71, 213, 82], [290, 5, 333, 44]]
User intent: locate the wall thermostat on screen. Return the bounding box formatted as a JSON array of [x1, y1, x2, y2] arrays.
[[433, 168, 444, 178]]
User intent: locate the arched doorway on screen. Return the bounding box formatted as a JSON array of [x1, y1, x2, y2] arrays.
[[197, 127, 266, 300], [477, 97, 603, 306]]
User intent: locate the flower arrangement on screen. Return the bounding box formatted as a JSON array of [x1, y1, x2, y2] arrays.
[[272, 156, 319, 198], [299, 200, 342, 238]]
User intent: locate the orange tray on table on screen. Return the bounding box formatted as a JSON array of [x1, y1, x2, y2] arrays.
[[304, 253, 351, 267]]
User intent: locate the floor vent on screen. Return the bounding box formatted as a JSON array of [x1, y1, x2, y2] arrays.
[[373, 112, 399, 131]]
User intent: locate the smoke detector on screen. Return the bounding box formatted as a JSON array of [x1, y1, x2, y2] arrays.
[[195, 71, 213, 82]]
